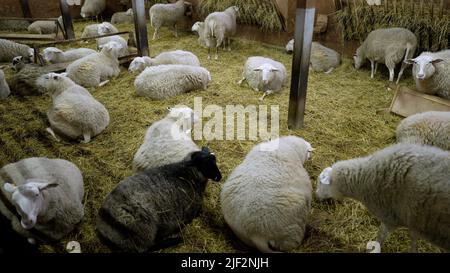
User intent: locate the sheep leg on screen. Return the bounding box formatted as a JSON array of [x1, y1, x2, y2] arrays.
[[99, 80, 110, 87], [227, 38, 231, 51], [237, 77, 246, 86], [173, 25, 178, 38], [152, 28, 159, 40], [388, 67, 395, 82], [81, 133, 91, 144], [324, 68, 334, 74], [207, 48, 211, 60], [376, 223, 391, 246], [409, 232, 418, 253], [214, 47, 219, 60], [259, 90, 274, 101], [370, 60, 376, 79], [374, 63, 378, 75], [46, 127, 60, 142], [396, 63, 407, 84]]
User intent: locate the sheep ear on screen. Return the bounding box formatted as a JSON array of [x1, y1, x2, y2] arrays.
[[3, 183, 16, 193], [201, 147, 210, 154], [432, 59, 443, 64], [404, 59, 416, 65], [37, 183, 59, 192], [319, 167, 333, 185]]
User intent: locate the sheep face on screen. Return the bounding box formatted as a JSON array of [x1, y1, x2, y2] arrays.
[[354, 47, 364, 69], [3, 181, 58, 229], [97, 23, 115, 35], [128, 57, 146, 73], [254, 63, 279, 86], [12, 56, 24, 71], [36, 73, 68, 93], [42, 47, 63, 63], [407, 56, 444, 81], [189, 147, 222, 182], [191, 22, 203, 33], [100, 41, 122, 59], [315, 167, 343, 200]]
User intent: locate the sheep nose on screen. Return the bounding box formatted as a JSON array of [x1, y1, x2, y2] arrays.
[[417, 73, 425, 79]]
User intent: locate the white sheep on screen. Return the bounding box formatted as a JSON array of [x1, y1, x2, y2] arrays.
[[149, 0, 190, 40], [27, 17, 63, 34], [96, 35, 129, 57], [405, 50, 450, 100], [286, 40, 341, 73], [0, 39, 34, 63], [128, 50, 200, 73], [203, 6, 239, 60], [36, 73, 110, 143], [42, 47, 97, 64], [0, 157, 84, 241], [396, 111, 450, 151], [316, 143, 450, 252], [111, 8, 134, 24], [191, 21, 228, 50], [354, 27, 417, 84], [238, 56, 287, 100], [221, 136, 314, 253], [66, 41, 122, 88], [80, 22, 118, 39], [132, 107, 200, 172], [0, 69, 10, 99], [134, 64, 211, 99], [80, 0, 106, 19]]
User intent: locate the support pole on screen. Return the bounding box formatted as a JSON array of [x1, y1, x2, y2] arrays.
[[19, 0, 32, 22], [59, 0, 75, 40], [288, 0, 315, 130], [132, 0, 149, 57]]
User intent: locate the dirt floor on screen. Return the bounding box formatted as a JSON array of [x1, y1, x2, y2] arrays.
[[0, 21, 442, 253]]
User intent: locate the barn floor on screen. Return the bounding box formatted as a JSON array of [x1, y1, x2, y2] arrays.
[[0, 21, 441, 253]]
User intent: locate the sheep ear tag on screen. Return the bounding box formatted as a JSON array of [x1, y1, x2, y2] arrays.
[[319, 167, 333, 185]]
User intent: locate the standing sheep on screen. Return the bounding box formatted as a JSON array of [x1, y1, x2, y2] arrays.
[[81, 22, 118, 39], [0, 39, 34, 63], [128, 50, 200, 73], [354, 27, 417, 84], [133, 107, 200, 172], [396, 111, 450, 151], [191, 21, 228, 50], [96, 147, 222, 252], [111, 8, 134, 24], [42, 47, 97, 64], [221, 136, 314, 253], [316, 143, 450, 252], [36, 73, 110, 143], [405, 50, 450, 100], [134, 64, 211, 99], [238, 56, 287, 100], [149, 0, 190, 40], [0, 69, 10, 99], [0, 157, 84, 242], [80, 0, 106, 20], [66, 41, 122, 88], [287, 40, 341, 73]]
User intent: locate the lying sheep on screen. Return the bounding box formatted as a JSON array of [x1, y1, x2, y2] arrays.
[[0, 69, 10, 99], [42, 47, 97, 64], [9, 56, 67, 96], [0, 39, 34, 63], [111, 8, 134, 24], [238, 56, 287, 100], [128, 50, 200, 73], [134, 64, 211, 99], [221, 136, 314, 253], [97, 147, 222, 252], [287, 40, 341, 73], [149, 0, 190, 40], [36, 73, 110, 143], [81, 22, 118, 39], [0, 20, 30, 31], [396, 111, 450, 151], [97, 35, 129, 57], [81, 0, 106, 19], [66, 41, 122, 88], [405, 50, 450, 100], [354, 27, 417, 84], [0, 157, 84, 242], [203, 6, 239, 60], [316, 143, 450, 252], [27, 17, 63, 34], [133, 107, 200, 172]]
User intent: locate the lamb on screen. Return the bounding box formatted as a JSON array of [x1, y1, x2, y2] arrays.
[[0, 20, 30, 31], [0, 39, 34, 63], [286, 40, 341, 73], [134, 64, 211, 99], [66, 41, 122, 88], [238, 56, 287, 100], [42, 47, 97, 64], [111, 8, 134, 24], [96, 147, 222, 252], [97, 35, 129, 57], [133, 107, 200, 172], [149, 0, 190, 40], [9, 56, 67, 96], [316, 143, 450, 252], [128, 50, 200, 73], [203, 6, 239, 60], [354, 27, 417, 84], [36, 73, 110, 143], [221, 136, 314, 253], [0, 157, 84, 242], [27, 16, 64, 34], [396, 111, 450, 151], [80, 0, 106, 19], [405, 50, 450, 100], [81, 22, 118, 39], [0, 69, 10, 99]]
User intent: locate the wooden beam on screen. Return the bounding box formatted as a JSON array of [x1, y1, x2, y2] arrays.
[[19, 0, 32, 21], [132, 0, 149, 57], [288, 1, 315, 129], [59, 0, 76, 40]]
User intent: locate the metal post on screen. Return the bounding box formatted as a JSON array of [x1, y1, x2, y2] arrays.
[[288, 0, 315, 130], [19, 0, 32, 21], [132, 0, 149, 56], [59, 0, 75, 39]]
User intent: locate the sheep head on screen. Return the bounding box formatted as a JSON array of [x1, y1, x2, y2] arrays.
[[188, 147, 222, 182], [254, 63, 279, 86], [128, 57, 146, 73], [315, 167, 344, 201], [406, 55, 444, 81], [354, 46, 365, 69], [42, 47, 63, 64], [3, 181, 58, 230]]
